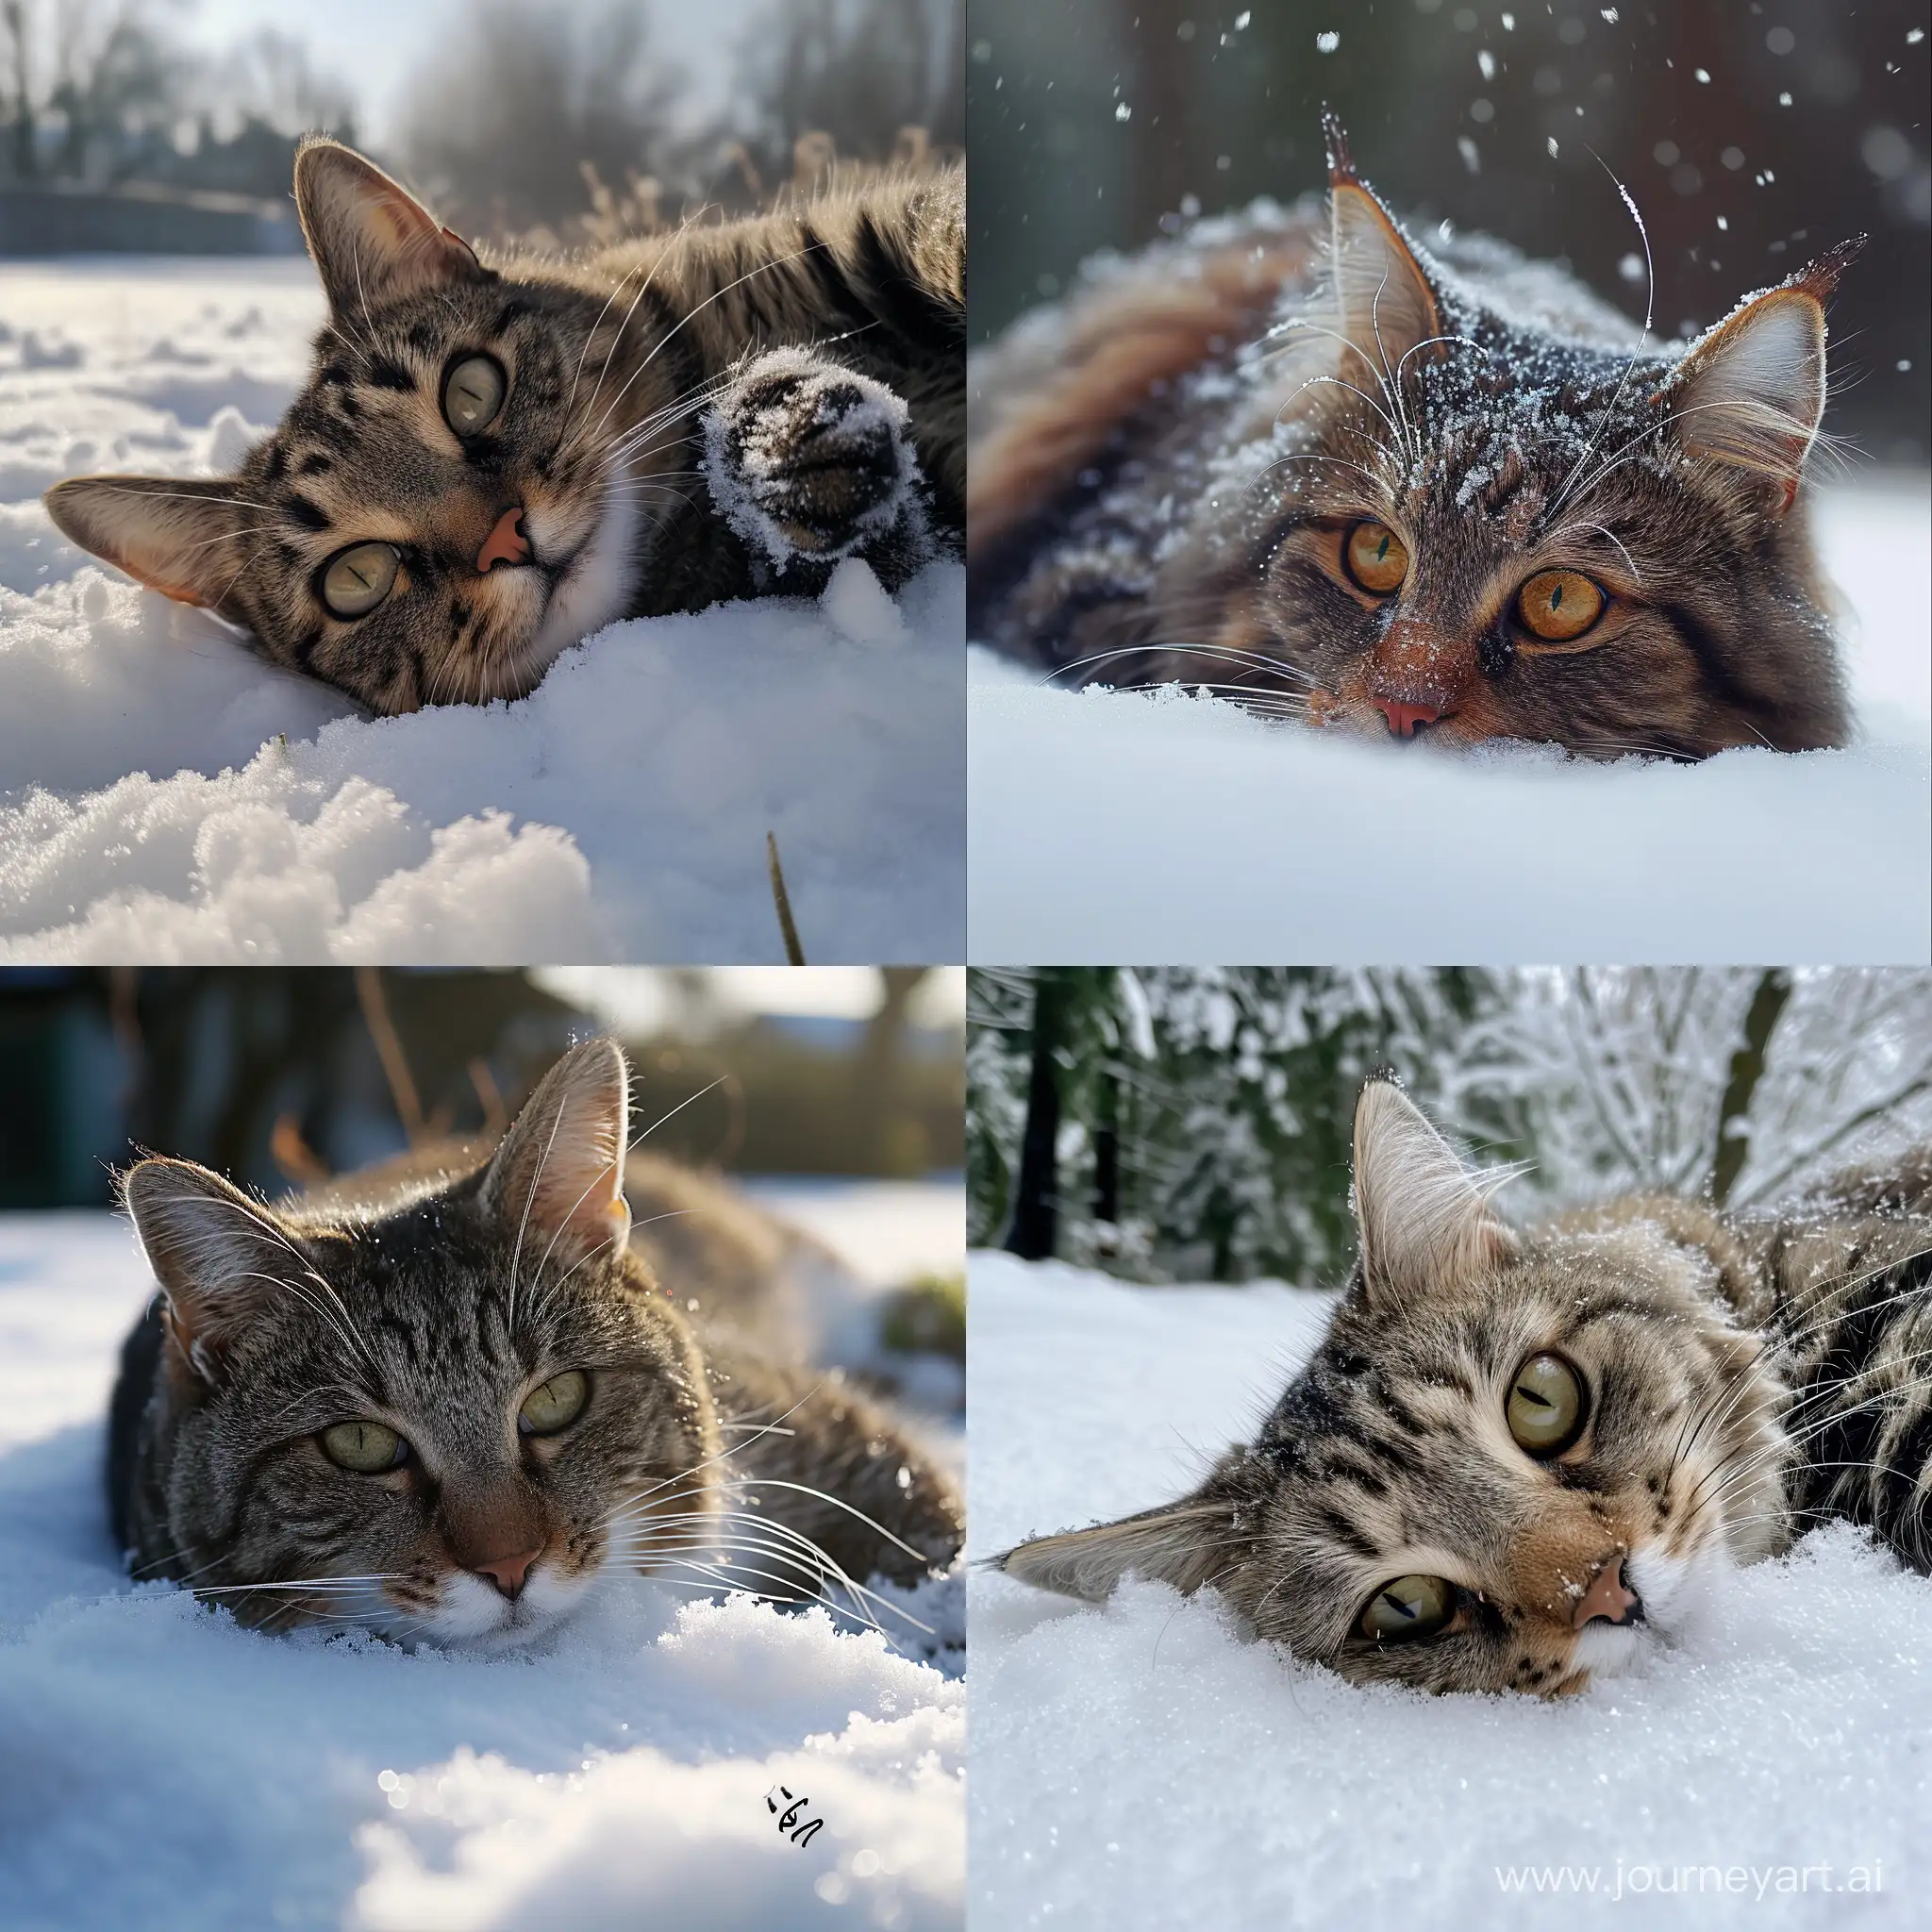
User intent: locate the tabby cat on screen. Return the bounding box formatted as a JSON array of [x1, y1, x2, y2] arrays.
[[46, 138, 963, 714], [108, 1038, 961, 1649], [970, 114, 1857, 758], [1001, 1077, 1932, 1697]]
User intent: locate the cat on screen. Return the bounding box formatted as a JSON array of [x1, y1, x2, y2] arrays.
[[999, 1076, 1932, 1698], [969, 111, 1858, 759], [45, 137, 963, 714], [108, 1037, 962, 1650]]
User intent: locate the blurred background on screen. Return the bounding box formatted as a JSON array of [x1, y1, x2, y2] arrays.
[[969, 0, 1929, 466], [969, 967, 1932, 1285], [0, 964, 965, 1208], [0, 0, 963, 252]]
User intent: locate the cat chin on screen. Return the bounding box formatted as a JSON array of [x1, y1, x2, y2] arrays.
[[400, 1562, 600, 1653], [516, 466, 644, 689]]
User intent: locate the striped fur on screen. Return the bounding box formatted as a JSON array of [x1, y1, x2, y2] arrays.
[[970, 120, 1856, 759], [46, 140, 962, 714], [108, 1040, 960, 1649], [1001, 1080, 1932, 1697]]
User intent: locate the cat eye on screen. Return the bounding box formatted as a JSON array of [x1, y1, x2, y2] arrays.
[[320, 1419, 408, 1474], [1515, 569, 1606, 645], [442, 355, 507, 436], [1506, 1352, 1589, 1457], [1357, 1574, 1455, 1643], [320, 541, 400, 619], [1343, 520, 1409, 594], [519, 1369, 590, 1437]]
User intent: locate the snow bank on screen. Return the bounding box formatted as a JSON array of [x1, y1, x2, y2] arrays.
[[969, 481, 1930, 963], [0, 262, 963, 963], [969, 1252, 1929, 1930], [0, 1201, 964, 1932]]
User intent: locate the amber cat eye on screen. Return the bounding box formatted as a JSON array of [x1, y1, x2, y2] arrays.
[[320, 1419, 408, 1473], [1515, 569, 1606, 644], [519, 1369, 590, 1437], [1506, 1352, 1589, 1457], [1343, 520, 1409, 594], [1357, 1573, 1455, 1642]]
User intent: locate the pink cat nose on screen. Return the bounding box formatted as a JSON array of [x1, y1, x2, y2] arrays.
[[476, 507, 530, 573], [470, 1545, 542, 1600], [1572, 1556, 1641, 1629], [1374, 697, 1445, 739]]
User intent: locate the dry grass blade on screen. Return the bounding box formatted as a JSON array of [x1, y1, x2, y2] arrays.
[[767, 830, 807, 964]]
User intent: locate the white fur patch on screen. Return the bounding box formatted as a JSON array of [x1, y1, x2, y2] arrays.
[[520, 462, 644, 683], [410, 1559, 599, 1652]]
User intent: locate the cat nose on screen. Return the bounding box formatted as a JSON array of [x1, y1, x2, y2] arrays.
[[1374, 697, 1445, 738], [1572, 1555, 1642, 1629], [470, 1545, 542, 1600], [475, 507, 530, 573]]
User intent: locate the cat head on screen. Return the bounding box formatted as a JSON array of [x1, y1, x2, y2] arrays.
[[1182, 113, 1859, 758], [45, 141, 665, 713], [1000, 1077, 1790, 1697], [121, 1038, 719, 1649]]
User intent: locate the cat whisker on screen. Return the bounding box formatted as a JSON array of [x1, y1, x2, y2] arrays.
[[1544, 149, 1656, 525], [579, 242, 833, 456]]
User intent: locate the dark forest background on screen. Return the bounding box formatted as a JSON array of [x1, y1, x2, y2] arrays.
[[969, 0, 1929, 465], [0, 968, 965, 1209], [970, 969, 1932, 1287]]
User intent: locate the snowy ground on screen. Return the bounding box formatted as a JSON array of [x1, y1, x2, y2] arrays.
[[0, 1182, 965, 1932], [969, 480, 1931, 963], [969, 1252, 1930, 1930], [0, 260, 963, 964]]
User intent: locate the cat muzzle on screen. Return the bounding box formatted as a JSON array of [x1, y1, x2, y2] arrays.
[[467, 1543, 544, 1600], [1374, 697, 1446, 739], [1572, 1554, 1643, 1629], [476, 507, 533, 574]]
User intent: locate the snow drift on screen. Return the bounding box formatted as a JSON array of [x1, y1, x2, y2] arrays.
[[0, 1190, 964, 1932], [969, 482, 1930, 963], [969, 1252, 1928, 1930], [0, 262, 963, 963]]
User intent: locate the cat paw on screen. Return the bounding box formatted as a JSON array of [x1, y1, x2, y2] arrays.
[[702, 348, 931, 584]]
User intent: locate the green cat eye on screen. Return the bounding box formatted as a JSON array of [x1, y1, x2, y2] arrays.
[[519, 1369, 589, 1437], [320, 1419, 408, 1473], [443, 355, 506, 437], [1358, 1573, 1455, 1642], [1507, 1351, 1589, 1457], [320, 541, 400, 619]]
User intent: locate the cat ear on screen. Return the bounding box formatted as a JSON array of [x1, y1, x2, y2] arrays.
[[999, 1494, 1233, 1602], [1350, 1078, 1516, 1305], [1321, 108, 1444, 386], [1667, 239, 1862, 515], [481, 1039, 633, 1278], [292, 137, 490, 316], [43, 475, 248, 611], [121, 1158, 308, 1384]]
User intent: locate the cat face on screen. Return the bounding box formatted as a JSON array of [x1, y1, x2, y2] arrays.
[[1167, 119, 1857, 757], [122, 1040, 719, 1649], [44, 142, 667, 712], [1002, 1080, 1790, 1697]]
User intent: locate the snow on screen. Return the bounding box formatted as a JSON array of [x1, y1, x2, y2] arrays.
[[969, 1251, 1929, 1929], [0, 1186, 964, 1932], [969, 478, 1931, 962], [0, 261, 963, 963]]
